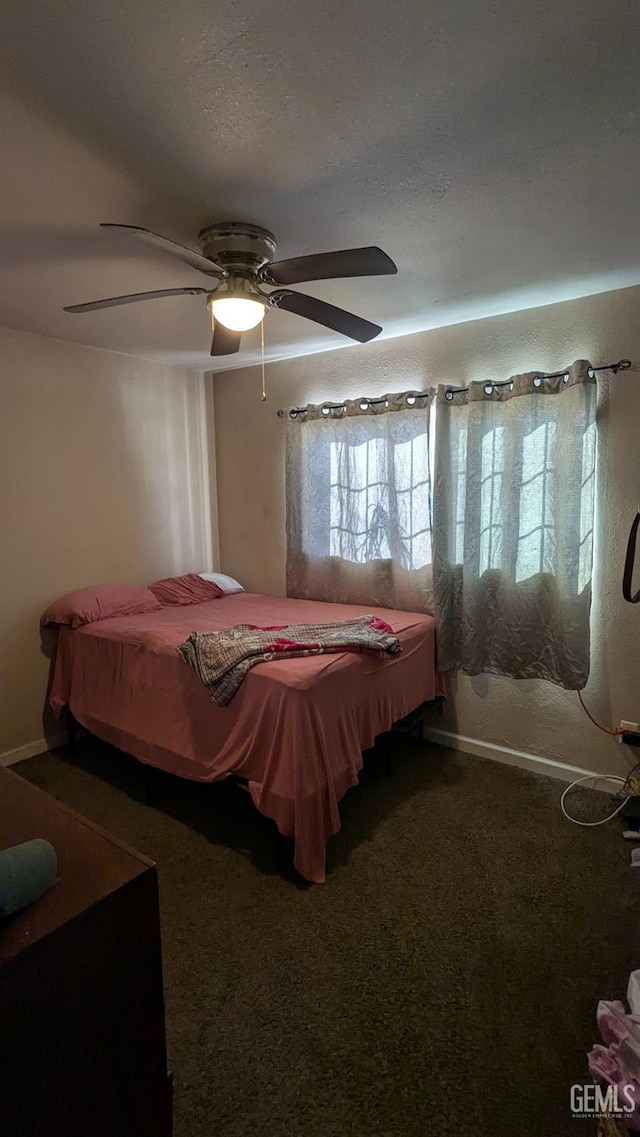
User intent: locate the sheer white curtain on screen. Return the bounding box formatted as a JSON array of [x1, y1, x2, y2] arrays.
[[286, 392, 434, 612], [433, 359, 598, 689]]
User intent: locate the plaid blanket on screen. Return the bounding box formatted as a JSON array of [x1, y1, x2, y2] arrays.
[[177, 616, 402, 705]]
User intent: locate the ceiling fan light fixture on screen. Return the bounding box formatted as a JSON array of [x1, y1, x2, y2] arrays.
[[209, 295, 266, 332]]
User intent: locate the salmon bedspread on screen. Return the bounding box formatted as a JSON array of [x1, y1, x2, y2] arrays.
[[49, 593, 442, 883]]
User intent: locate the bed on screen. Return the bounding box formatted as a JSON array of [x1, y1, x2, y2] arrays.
[[49, 591, 442, 882]]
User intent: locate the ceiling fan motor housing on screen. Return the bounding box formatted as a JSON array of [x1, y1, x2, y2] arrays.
[[197, 221, 277, 275]]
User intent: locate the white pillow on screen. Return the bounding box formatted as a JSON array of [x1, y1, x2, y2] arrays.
[[199, 572, 245, 595]]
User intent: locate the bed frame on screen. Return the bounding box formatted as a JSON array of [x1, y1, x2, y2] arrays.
[[65, 698, 442, 804]]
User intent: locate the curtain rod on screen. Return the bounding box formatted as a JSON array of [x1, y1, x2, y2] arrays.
[[442, 357, 631, 398], [276, 358, 631, 419]]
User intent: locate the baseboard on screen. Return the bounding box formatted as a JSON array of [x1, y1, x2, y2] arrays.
[[0, 723, 621, 786], [424, 727, 623, 788], [0, 731, 69, 767]]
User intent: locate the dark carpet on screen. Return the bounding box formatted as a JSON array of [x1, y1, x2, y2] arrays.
[[16, 736, 636, 1137]]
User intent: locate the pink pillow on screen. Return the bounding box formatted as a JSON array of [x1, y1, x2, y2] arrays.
[[149, 573, 224, 606], [42, 585, 162, 629]]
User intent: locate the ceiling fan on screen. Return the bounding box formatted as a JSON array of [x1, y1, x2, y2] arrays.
[[64, 222, 397, 356]]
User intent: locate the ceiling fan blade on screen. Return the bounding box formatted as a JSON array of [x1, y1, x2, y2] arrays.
[[100, 223, 222, 276], [270, 289, 382, 343], [261, 246, 397, 286], [64, 287, 209, 313], [211, 323, 241, 356]]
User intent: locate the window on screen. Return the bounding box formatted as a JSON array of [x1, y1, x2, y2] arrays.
[[328, 432, 431, 569], [287, 362, 597, 685], [445, 409, 595, 593], [433, 365, 598, 688], [286, 400, 434, 609]]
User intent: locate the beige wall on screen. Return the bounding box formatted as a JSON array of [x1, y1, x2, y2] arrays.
[[213, 284, 640, 778], [0, 326, 216, 757]]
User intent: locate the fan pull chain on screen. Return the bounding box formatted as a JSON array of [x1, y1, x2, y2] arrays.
[[260, 319, 266, 401]]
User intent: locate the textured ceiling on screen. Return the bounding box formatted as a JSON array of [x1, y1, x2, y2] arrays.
[[1, 0, 640, 372]]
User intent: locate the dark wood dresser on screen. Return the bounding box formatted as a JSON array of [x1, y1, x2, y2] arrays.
[[0, 767, 172, 1137]]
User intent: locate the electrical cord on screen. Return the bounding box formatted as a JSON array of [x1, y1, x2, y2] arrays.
[[561, 692, 640, 826], [557, 669, 640, 825], [560, 762, 640, 827], [561, 775, 629, 827], [577, 690, 617, 736]]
